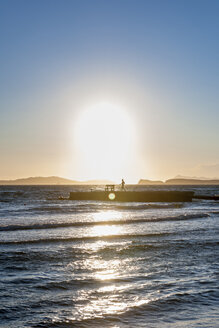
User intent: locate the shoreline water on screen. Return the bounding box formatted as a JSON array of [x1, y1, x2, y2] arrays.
[[0, 185, 218, 327]]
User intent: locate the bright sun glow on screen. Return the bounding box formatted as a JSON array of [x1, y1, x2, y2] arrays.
[[73, 103, 136, 181]]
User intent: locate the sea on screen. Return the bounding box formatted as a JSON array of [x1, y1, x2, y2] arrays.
[[0, 185, 218, 328]]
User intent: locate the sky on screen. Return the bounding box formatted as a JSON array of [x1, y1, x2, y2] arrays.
[[0, 0, 219, 182]]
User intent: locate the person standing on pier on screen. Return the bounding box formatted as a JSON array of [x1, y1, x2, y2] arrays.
[[121, 178, 126, 191]]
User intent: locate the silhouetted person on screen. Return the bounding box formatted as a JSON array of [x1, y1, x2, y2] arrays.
[[121, 178, 126, 191]]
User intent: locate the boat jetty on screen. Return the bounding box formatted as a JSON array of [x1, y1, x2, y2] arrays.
[[69, 184, 195, 202]]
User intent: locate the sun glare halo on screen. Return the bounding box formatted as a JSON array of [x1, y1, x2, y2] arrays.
[[73, 103, 136, 181]]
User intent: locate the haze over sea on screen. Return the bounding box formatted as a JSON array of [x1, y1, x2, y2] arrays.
[[0, 185, 218, 328]]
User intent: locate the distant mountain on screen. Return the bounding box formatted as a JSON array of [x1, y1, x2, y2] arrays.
[[0, 176, 78, 185], [174, 175, 215, 180], [0, 176, 115, 185], [138, 177, 219, 185], [2, 176, 218, 186], [165, 178, 219, 185], [138, 179, 164, 185]]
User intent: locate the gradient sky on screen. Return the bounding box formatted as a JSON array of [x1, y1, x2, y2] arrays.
[[0, 0, 219, 182]]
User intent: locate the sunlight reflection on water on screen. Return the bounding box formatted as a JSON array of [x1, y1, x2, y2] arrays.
[[92, 210, 123, 222], [91, 224, 122, 236], [70, 209, 153, 320], [89, 210, 124, 237]]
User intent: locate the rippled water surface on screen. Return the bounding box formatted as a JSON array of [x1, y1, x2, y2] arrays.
[[0, 185, 218, 327]]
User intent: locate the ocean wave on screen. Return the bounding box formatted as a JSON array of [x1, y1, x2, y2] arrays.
[[36, 276, 132, 291], [7, 202, 185, 215], [0, 228, 211, 245], [1, 240, 217, 264], [0, 232, 174, 245], [31, 288, 219, 328], [0, 213, 209, 232], [0, 191, 23, 196], [112, 203, 184, 210], [0, 191, 24, 202], [211, 210, 219, 215]]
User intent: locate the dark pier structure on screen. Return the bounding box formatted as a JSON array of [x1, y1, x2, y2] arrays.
[[69, 188, 194, 202]]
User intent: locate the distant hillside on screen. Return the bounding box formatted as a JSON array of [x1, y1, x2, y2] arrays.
[[0, 176, 78, 185], [174, 175, 213, 180], [138, 179, 164, 185], [165, 178, 219, 185], [138, 177, 219, 185], [2, 176, 218, 186], [0, 176, 115, 185]]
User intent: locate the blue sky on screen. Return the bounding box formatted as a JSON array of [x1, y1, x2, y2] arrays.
[[0, 0, 218, 181]]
